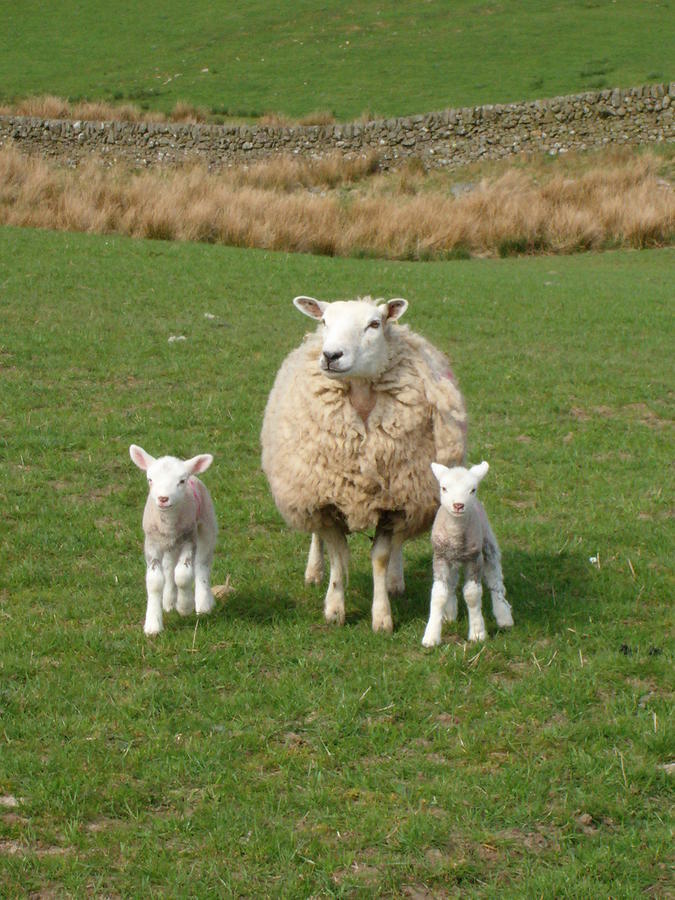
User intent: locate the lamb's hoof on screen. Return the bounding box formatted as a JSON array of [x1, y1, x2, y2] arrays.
[[386, 579, 405, 597], [144, 622, 163, 636], [422, 630, 441, 648], [494, 603, 514, 629], [372, 614, 394, 635], [305, 570, 324, 586], [176, 597, 196, 617], [196, 592, 215, 615], [324, 597, 345, 625], [162, 598, 177, 613], [467, 625, 487, 642]]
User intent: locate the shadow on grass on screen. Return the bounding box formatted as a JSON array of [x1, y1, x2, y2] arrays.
[[342, 548, 592, 635]]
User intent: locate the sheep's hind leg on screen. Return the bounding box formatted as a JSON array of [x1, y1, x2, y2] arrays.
[[320, 527, 349, 626], [194, 538, 215, 616], [372, 524, 394, 634], [422, 556, 459, 647], [175, 541, 196, 616], [304, 533, 325, 585], [386, 532, 405, 596], [483, 545, 513, 628]]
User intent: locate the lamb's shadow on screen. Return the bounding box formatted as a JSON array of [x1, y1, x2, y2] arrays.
[[347, 547, 592, 635]]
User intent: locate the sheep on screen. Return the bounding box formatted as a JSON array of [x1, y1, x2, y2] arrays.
[[422, 460, 513, 647], [129, 444, 218, 635], [261, 295, 467, 633]]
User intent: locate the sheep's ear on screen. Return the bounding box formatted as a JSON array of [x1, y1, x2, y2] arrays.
[[185, 454, 213, 475], [293, 296, 326, 320], [470, 461, 489, 482], [431, 462, 448, 483], [130, 444, 155, 471], [384, 298, 408, 322]]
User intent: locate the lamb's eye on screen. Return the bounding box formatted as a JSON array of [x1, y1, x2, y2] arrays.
[[470, 488, 476, 494], [320, 318, 326, 325], [367, 320, 380, 330], [441, 486, 447, 493], [147, 478, 153, 485], [179, 478, 186, 485]]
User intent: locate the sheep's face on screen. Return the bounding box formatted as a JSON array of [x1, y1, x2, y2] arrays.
[[293, 296, 408, 380], [431, 461, 489, 518], [130, 445, 213, 510]]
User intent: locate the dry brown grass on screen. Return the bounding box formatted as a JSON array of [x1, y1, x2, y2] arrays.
[[0, 96, 214, 124], [0, 145, 672, 258]]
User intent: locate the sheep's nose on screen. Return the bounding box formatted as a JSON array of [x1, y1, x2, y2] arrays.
[[323, 349, 343, 362], [158, 496, 169, 504], [453, 502, 464, 512]]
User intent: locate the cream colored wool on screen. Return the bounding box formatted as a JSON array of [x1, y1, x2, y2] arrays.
[[261, 318, 467, 538]]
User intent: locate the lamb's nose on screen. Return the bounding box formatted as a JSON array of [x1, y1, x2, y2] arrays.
[[158, 496, 169, 504], [453, 502, 464, 512], [323, 349, 343, 362]]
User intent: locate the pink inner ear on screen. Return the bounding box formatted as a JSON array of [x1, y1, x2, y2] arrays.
[[131, 447, 149, 470]]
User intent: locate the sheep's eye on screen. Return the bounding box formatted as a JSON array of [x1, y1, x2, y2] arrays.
[[470, 488, 476, 494], [147, 478, 153, 485], [441, 486, 447, 493], [367, 320, 380, 330], [320, 317, 326, 325], [179, 478, 186, 485]]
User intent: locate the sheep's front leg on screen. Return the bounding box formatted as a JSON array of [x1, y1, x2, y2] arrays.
[[483, 544, 513, 628], [372, 525, 394, 634], [161, 548, 179, 613], [174, 541, 196, 616], [464, 557, 486, 642], [386, 532, 405, 596], [422, 555, 459, 647], [320, 526, 349, 625], [304, 533, 325, 585], [144, 556, 165, 635]]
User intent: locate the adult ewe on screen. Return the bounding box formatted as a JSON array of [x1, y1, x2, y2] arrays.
[[261, 296, 467, 633]]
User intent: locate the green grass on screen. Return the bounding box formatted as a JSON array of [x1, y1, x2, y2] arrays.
[[2, 1, 673, 120], [0, 226, 673, 896]]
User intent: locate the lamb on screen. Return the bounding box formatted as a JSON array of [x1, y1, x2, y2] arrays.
[[422, 460, 514, 647], [261, 295, 467, 633], [129, 444, 218, 635]]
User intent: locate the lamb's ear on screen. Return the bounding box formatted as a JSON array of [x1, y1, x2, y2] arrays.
[[130, 444, 155, 471], [185, 454, 213, 476], [384, 298, 408, 322], [431, 462, 449, 483], [470, 461, 489, 482], [293, 296, 327, 320]]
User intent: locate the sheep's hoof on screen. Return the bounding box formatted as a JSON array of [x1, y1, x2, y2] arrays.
[[372, 614, 394, 635], [324, 597, 345, 625], [144, 622, 163, 636], [386, 578, 405, 596], [467, 625, 487, 642], [196, 592, 215, 615], [305, 570, 324, 586], [494, 601, 514, 628]]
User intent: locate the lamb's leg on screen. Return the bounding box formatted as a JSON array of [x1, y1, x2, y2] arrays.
[[144, 557, 165, 635], [464, 558, 486, 642], [304, 532, 325, 585], [422, 556, 459, 647], [483, 542, 513, 628], [161, 548, 178, 613], [194, 535, 215, 616], [320, 526, 349, 625], [174, 541, 196, 616], [386, 532, 405, 596], [371, 524, 394, 634]]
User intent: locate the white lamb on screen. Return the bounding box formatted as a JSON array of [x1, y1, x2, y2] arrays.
[[129, 444, 218, 635], [422, 460, 514, 647], [261, 295, 467, 633]]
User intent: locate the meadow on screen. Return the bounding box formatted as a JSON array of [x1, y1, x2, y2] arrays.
[[2, 1, 673, 120], [0, 225, 672, 896]]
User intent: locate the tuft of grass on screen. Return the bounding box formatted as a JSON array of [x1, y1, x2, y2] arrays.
[[0, 144, 672, 259], [0, 226, 672, 895]]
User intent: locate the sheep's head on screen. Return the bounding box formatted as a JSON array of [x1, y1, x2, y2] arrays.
[[293, 295, 408, 380], [431, 461, 489, 518], [129, 445, 213, 510]]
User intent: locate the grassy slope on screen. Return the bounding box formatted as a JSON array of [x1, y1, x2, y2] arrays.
[[2, 1, 673, 119], [0, 226, 672, 896]]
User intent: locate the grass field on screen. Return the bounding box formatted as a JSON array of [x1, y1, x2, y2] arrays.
[[3, 1, 673, 120], [0, 226, 672, 895]]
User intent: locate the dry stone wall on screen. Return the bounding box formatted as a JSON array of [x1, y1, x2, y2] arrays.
[[1, 84, 672, 170]]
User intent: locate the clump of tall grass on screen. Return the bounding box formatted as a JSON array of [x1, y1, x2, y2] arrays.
[[0, 145, 671, 258]]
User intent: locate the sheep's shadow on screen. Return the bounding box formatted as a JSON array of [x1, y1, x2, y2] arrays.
[[346, 546, 592, 636]]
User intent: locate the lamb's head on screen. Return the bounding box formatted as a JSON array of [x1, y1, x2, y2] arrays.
[[431, 461, 489, 518], [293, 295, 408, 380], [129, 444, 213, 511]]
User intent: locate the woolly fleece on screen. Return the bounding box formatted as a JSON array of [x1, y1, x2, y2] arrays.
[[261, 317, 467, 536]]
